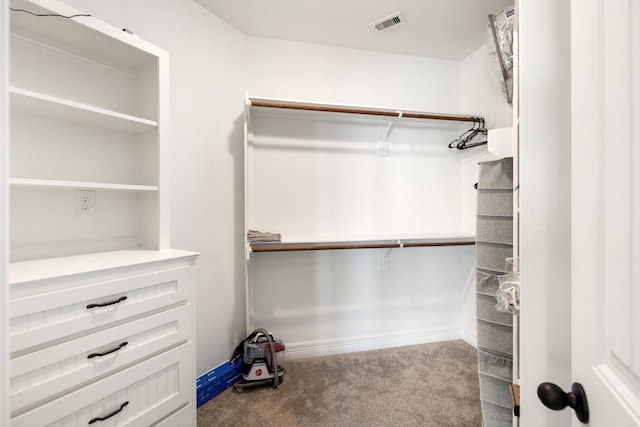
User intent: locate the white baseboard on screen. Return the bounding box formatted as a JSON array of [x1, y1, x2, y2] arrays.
[[284, 327, 464, 360]]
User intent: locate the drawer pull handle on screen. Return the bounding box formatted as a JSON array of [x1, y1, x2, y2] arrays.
[[88, 401, 129, 424], [86, 296, 127, 309], [87, 342, 128, 359]]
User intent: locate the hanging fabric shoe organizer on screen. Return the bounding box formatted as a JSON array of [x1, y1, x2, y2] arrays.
[[475, 158, 515, 427]]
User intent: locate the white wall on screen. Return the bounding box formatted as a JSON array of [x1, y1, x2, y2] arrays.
[[249, 117, 468, 239], [459, 43, 513, 233], [61, 0, 249, 376], [251, 248, 475, 357], [460, 44, 514, 131], [459, 43, 513, 345], [248, 38, 461, 111]]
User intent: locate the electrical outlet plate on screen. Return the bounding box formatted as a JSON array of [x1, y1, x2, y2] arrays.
[[75, 190, 96, 215]]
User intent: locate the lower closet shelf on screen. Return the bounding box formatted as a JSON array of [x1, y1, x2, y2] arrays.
[[249, 233, 476, 252]]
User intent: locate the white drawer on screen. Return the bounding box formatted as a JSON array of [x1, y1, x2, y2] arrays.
[[10, 304, 192, 416], [10, 266, 194, 354], [11, 343, 193, 427]]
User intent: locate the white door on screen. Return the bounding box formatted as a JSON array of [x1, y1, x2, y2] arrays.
[[570, 0, 640, 424], [520, 0, 639, 424]]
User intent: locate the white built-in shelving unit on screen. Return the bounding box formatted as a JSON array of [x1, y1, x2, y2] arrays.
[[9, 0, 168, 261], [6, 0, 198, 425], [244, 94, 482, 333]]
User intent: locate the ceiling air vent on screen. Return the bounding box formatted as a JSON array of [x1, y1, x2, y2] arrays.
[[370, 12, 406, 32]]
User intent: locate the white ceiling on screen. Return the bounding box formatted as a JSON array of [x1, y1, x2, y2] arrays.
[[195, 0, 513, 60]]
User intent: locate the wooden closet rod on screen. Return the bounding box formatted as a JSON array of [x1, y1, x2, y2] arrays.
[[251, 100, 481, 123], [251, 240, 476, 252]]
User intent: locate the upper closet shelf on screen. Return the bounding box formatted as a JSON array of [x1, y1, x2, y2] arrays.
[[250, 233, 476, 253], [10, 0, 163, 69], [10, 87, 158, 132], [247, 96, 483, 126]]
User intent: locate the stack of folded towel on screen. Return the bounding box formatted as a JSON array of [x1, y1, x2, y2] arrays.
[[247, 230, 281, 244]]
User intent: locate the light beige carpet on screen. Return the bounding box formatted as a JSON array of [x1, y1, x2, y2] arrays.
[[197, 340, 481, 426]]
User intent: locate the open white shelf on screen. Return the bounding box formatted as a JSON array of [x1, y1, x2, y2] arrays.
[[9, 0, 169, 262], [10, 178, 158, 192], [10, 87, 158, 132]]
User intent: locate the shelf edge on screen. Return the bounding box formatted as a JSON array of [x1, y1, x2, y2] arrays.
[[10, 86, 158, 129], [10, 178, 158, 192], [248, 96, 482, 123], [250, 238, 476, 252]]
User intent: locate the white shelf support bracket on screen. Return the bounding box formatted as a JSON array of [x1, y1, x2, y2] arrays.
[[378, 240, 402, 271], [378, 111, 403, 156]]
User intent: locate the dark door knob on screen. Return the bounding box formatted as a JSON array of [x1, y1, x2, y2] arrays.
[[537, 382, 589, 423]]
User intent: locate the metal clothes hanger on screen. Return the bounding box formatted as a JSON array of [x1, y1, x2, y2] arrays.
[[449, 118, 488, 150]]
